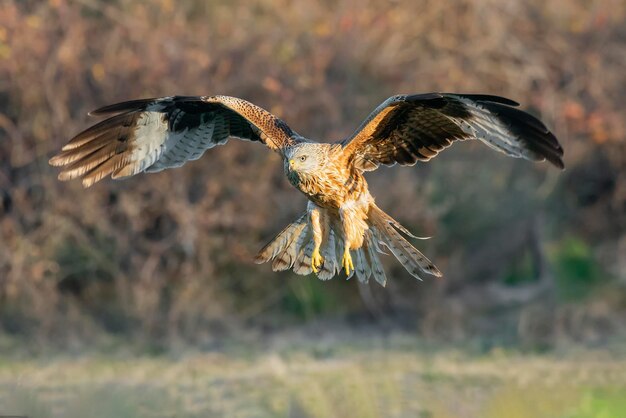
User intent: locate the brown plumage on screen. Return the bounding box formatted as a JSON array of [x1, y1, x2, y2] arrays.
[[50, 93, 564, 285]]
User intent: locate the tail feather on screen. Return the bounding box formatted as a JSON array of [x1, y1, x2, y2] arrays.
[[369, 205, 442, 280], [372, 208, 431, 240], [293, 240, 314, 275], [317, 230, 339, 281], [354, 247, 372, 283], [363, 231, 387, 286], [255, 214, 308, 265], [272, 225, 310, 271]]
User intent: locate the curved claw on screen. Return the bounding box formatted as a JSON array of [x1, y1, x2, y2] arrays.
[[342, 249, 354, 276], [311, 248, 324, 273]]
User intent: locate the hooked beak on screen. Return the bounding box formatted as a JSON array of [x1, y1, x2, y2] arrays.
[[289, 159, 295, 169]]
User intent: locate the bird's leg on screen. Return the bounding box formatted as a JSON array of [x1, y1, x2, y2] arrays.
[[339, 208, 354, 276], [309, 207, 324, 273], [342, 245, 354, 276]]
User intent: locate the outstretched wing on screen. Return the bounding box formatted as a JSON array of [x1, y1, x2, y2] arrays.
[[50, 95, 299, 187], [341, 93, 564, 171]]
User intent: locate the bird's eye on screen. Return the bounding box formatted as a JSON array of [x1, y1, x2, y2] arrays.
[[300, 155, 307, 162]]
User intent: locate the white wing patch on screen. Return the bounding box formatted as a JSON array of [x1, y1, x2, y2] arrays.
[[134, 112, 168, 169], [146, 112, 230, 173]]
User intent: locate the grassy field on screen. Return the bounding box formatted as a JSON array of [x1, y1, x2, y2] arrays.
[[1, 334, 625, 418]]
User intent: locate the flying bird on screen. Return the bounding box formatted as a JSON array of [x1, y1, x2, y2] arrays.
[[50, 93, 564, 285]]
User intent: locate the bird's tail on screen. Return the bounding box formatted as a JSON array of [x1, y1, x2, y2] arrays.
[[254, 205, 442, 285], [254, 213, 310, 272], [254, 213, 343, 281], [366, 204, 442, 282]]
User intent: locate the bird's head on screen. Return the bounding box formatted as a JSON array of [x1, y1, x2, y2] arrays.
[[284, 144, 326, 176]]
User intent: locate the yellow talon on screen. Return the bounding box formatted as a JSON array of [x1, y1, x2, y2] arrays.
[[342, 249, 354, 276], [311, 248, 324, 273]]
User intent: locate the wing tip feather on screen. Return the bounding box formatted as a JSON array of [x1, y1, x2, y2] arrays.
[[87, 97, 161, 116]]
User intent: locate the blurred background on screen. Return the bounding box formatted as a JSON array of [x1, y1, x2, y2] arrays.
[[1, 0, 625, 417]]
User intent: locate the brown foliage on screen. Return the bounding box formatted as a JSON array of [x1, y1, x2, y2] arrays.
[[1, 0, 625, 345]]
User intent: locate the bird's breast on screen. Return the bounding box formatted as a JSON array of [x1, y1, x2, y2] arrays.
[[285, 165, 366, 210]]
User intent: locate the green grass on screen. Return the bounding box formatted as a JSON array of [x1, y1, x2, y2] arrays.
[[551, 237, 609, 301], [0, 338, 624, 418]]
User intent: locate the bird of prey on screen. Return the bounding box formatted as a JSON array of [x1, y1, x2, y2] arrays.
[[50, 93, 564, 285]]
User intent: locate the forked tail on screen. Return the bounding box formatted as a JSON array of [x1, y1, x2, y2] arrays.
[[254, 205, 441, 285], [367, 204, 442, 281]]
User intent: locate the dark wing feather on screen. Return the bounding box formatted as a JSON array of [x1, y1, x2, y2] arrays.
[[50, 95, 299, 187], [341, 93, 564, 170]]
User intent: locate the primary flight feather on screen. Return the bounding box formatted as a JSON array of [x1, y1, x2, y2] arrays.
[[50, 93, 564, 285]]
